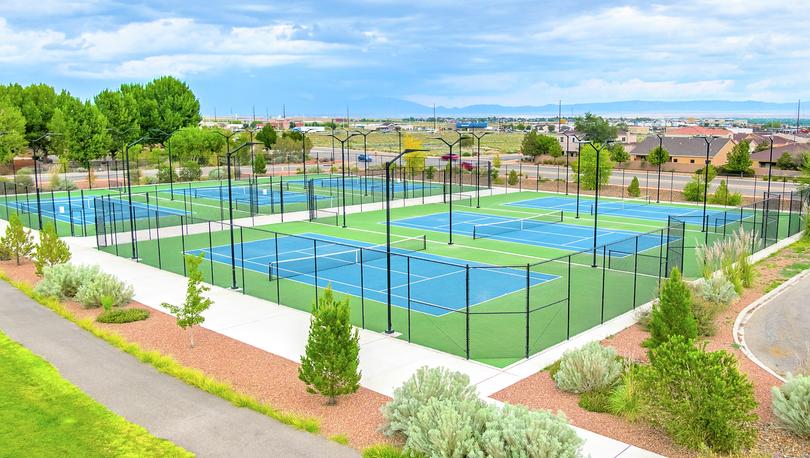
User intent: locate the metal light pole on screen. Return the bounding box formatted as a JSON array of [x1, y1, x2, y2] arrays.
[[563, 132, 575, 195], [124, 136, 152, 260], [655, 134, 665, 203], [221, 142, 261, 289], [434, 133, 463, 245], [352, 130, 373, 196], [153, 128, 179, 197], [326, 131, 361, 227], [29, 132, 61, 228], [574, 137, 582, 218], [469, 130, 490, 208], [384, 148, 429, 334], [583, 140, 614, 267], [766, 134, 775, 197], [699, 135, 718, 241], [301, 130, 308, 181]]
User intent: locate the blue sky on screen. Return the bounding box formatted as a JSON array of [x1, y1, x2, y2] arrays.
[[1, 0, 809, 116]]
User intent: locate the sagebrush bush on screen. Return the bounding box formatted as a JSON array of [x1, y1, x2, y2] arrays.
[[480, 403, 582, 458], [96, 308, 150, 324], [381, 366, 482, 437], [403, 397, 490, 457], [75, 271, 134, 308], [696, 274, 738, 307], [34, 263, 101, 299], [553, 341, 622, 394], [637, 336, 758, 454], [771, 374, 810, 437]]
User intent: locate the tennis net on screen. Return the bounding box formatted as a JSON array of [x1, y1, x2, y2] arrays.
[[589, 195, 651, 215], [472, 211, 563, 240], [269, 234, 427, 280]]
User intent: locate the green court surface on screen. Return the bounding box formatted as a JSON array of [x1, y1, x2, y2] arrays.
[[98, 189, 806, 367]]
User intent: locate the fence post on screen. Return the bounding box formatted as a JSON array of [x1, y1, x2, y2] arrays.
[[360, 249, 366, 329], [566, 256, 572, 339], [273, 233, 281, 304], [600, 246, 607, 323], [407, 256, 412, 342], [632, 236, 639, 307], [312, 239, 319, 304], [525, 264, 530, 359], [465, 265, 470, 360], [180, 216, 187, 276]]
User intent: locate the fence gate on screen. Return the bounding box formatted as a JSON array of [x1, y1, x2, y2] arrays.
[[665, 216, 685, 276]]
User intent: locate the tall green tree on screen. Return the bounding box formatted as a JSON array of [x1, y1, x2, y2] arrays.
[[94, 89, 140, 155], [162, 254, 212, 348], [574, 112, 618, 144], [0, 83, 58, 153], [609, 143, 630, 167], [140, 77, 201, 136], [572, 143, 613, 190], [168, 127, 226, 164], [299, 287, 361, 405], [521, 130, 539, 156], [256, 124, 277, 148], [724, 140, 753, 175], [536, 134, 563, 157], [48, 92, 111, 187], [644, 269, 697, 348], [648, 146, 671, 202], [0, 99, 27, 164]]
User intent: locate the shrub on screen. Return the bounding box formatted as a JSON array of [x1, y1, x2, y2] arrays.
[[33, 222, 71, 276], [637, 336, 758, 454], [627, 176, 640, 197], [608, 366, 642, 422], [553, 341, 623, 394], [361, 444, 407, 458], [75, 271, 134, 308], [690, 296, 724, 337], [0, 213, 34, 265], [710, 180, 742, 206], [157, 165, 178, 183], [403, 397, 490, 457], [771, 374, 810, 437], [507, 169, 519, 185], [208, 168, 223, 180], [381, 366, 481, 437], [96, 308, 150, 324], [253, 153, 267, 175], [298, 287, 361, 405], [578, 388, 612, 412], [696, 274, 738, 307], [480, 404, 582, 458], [644, 268, 697, 348], [179, 162, 202, 181], [34, 263, 100, 299]]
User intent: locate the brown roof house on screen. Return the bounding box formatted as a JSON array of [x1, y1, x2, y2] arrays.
[[632, 136, 735, 172]]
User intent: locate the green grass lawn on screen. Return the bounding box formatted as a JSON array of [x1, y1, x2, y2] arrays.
[[0, 330, 191, 457]]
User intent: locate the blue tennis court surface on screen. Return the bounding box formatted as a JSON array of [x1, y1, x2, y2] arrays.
[[1, 196, 186, 224], [505, 196, 751, 225], [390, 211, 664, 253], [160, 184, 318, 204], [187, 233, 557, 316], [284, 176, 441, 193]]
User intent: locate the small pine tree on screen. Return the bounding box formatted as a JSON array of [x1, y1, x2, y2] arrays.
[[33, 222, 71, 275], [628, 176, 640, 197], [644, 268, 698, 348], [299, 287, 361, 405], [492, 153, 501, 169], [162, 254, 212, 348], [1, 213, 35, 266], [508, 169, 519, 186], [253, 153, 267, 175]]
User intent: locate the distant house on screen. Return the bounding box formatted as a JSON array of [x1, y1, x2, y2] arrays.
[[665, 126, 734, 139], [631, 136, 735, 169], [750, 143, 809, 167]]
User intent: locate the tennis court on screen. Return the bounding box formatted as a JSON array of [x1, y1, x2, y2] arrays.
[[389, 210, 664, 253], [2, 196, 187, 225], [186, 232, 557, 316], [159, 184, 321, 204], [506, 195, 752, 225], [284, 176, 442, 193]]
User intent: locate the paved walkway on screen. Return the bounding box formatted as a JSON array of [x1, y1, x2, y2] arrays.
[[0, 281, 358, 458], [741, 270, 810, 377]]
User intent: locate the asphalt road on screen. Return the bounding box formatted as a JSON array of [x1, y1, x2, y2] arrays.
[[0, 281, 359, 458]]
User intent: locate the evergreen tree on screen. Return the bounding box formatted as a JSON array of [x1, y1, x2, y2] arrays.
[[520, 130, 539, 157], [162, 254, 212, 348], [33, 222, 70, 275], [628, 176, 641, 197], [0, 213, 34, 265], [508, 169, 519, 185], [299, 287, 361, 405], [253, 153, 267, 175], [609, 143, 630, 167], [645, 269, 698, 348]]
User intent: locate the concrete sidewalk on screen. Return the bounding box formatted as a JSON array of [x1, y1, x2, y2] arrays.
[[0, 281, 358, 458]]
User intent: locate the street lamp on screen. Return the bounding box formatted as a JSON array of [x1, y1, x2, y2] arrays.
[[152, 128, 180, 197], [581, 140, 615, 267], [124, 135, 153, 260], [655, 134, 665, 203], [433, 131, 463, 245], [572, 136, 583, 218], [29, 132, 61, 229], [468, 129, 490, 208], [106, 126, 139, 190], [352, 129, 373, 195], [698, 135, 718, 241], [562, 132, 575, 195], [765, 134, 775, 197], [326, 131, 361, 227], [384, 147, 429, 334]]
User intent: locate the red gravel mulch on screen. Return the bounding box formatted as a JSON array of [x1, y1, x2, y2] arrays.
[[0, 260, 392, 450]]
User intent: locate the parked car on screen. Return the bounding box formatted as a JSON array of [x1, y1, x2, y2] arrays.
[[441, 153, 459, 161], [357, 154, 373, 163], [461, 161, 474, 171]]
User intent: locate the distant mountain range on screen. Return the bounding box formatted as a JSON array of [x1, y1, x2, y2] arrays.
[[323, 97, 804, 119]]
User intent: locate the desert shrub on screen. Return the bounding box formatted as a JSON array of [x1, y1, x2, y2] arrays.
[[96, 308, 150, 324], [13, 174, 34, 189], [381, 366, 481, 437], [480, 404, 582, 458], [608, 366, 642, 422], [710, 180, 742, 206], [637, 336, 758, 454], [403, 397, 490, 457], [361, 444, 407, 458], [207, 168, 223, 180], [157, 165, 178, 183], [507, 169, 518, 185], [179, 161, 202, 181], [771, 374, 810, 437], [74, 271, 134, 308], [33, 222, 71, 276], [627, 176, 640, 197], [142, 176, 158, 185], [696, 274, 738, 307], [553, 341, 622, 394], [34, 263, 100, 299], [690, 296, 724, 337], [645, 268, 697, 348], [578, 388, 612, 412]]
